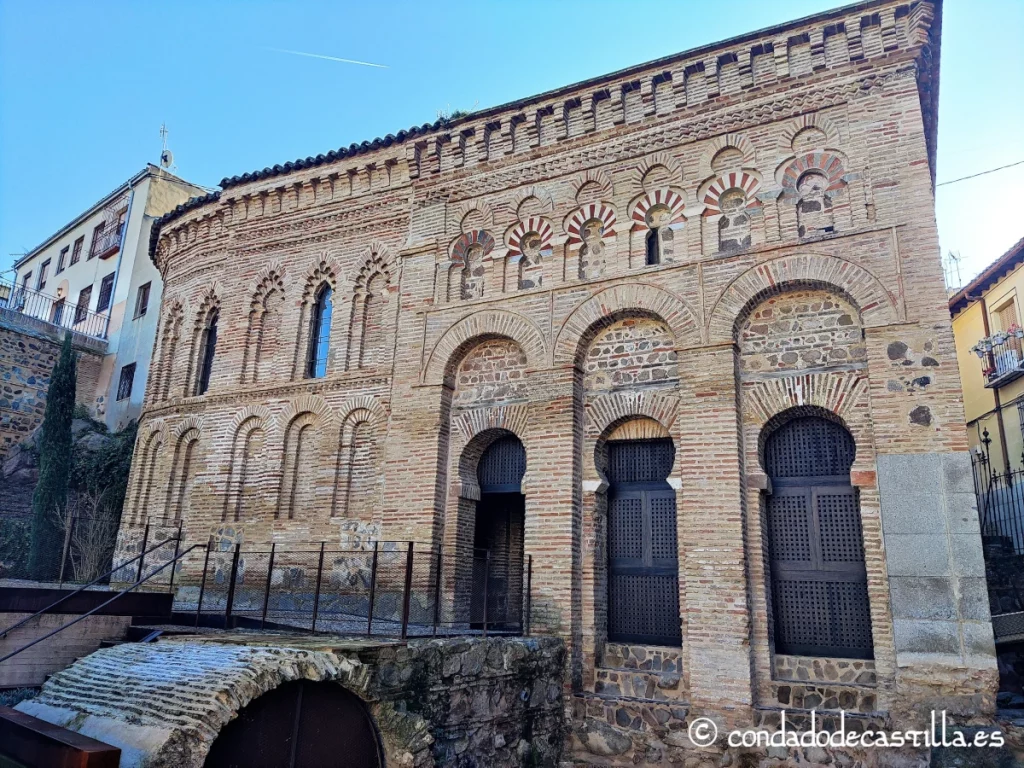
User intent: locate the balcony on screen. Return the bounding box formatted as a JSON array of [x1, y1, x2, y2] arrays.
[[89, 223, 123, 260], [0, 278, 108, 340], [973, 326, 1024, 388]]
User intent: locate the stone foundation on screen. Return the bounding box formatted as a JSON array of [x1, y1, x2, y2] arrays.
[[16, 634, 565, 768]]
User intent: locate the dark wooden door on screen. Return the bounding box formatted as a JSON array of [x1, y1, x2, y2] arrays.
[[204, 680, 383, 768], [765, 416, 873, 659], [607, 439, 682, 646]]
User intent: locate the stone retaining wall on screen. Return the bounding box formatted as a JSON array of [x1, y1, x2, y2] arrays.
[[16, 634, 565, 768]]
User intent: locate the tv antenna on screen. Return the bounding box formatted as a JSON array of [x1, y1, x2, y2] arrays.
[[159, 123, 175, 170]]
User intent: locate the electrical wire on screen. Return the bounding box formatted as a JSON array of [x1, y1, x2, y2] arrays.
[[936, 160, 1024, 187]]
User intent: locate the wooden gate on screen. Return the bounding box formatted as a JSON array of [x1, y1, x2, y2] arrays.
[[204, 680, 383, 768], [607, 438, 682, 646], [765, 416, 873, 659]]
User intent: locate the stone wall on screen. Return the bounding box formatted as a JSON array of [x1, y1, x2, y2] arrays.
[[16, 634, 565, 768], [0, 307, 105, 462]]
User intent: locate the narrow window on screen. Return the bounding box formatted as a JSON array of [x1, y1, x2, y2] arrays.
[[306, 284, 333, 378], [88, 223, 104, 259], [37, 260, 50, 291], [51, 299, 65, 326], [21, 272, 31, 291], [645, 228, 660, 265], [70, 236, 84, 265], [96, 273, 115, 312], [116, 363, 136, 401], [195, 310, 219, 395], [135, 282, 151, 318], [74, 285, 92, 323], [56, 247, 68, 274]]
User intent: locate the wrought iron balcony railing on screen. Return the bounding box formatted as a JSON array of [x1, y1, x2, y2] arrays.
[[0, 278, 108, 340], [89, 223, 123, 260], [972, 326, 1024, 389]]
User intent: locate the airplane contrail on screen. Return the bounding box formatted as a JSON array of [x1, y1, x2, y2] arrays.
[[265, 47, 388, 69]]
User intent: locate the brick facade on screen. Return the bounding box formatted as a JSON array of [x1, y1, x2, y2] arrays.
[[120, 0, 997, 761]]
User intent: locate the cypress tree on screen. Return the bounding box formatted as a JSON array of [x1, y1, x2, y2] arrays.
[[29, 332, 77, 580]]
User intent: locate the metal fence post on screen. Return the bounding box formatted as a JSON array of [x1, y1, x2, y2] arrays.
[[400, 542, 414, 640], [224, 543, 241, 627], [136, 521, 151, 583], [524, 555, 532, 636], [432, 549, 443, 637], [366, 542, 379, 636], [482, 550, 490, 639], [58, 517, 75, 586], [261, 543, 275, 630], [195, 538, 212, 628], [168, 522, 182, 593], [310, 542, 326, 633]]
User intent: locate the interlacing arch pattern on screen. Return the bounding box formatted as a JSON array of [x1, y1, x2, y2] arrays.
[[292, 259, 341, 380], [242, 267, 286, 385], [185, 291, 221, 397], [130, 423, 166, 524], [164, 418, 203, 522], [222, 408, 271, 522], [566, 204, 617, 245], [153, 302, 185, 402], [701, 172, 762, 215], [347, 251, 393, 371], [630, 189, 686, 227]]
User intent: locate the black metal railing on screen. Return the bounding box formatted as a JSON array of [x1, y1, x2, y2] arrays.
[[972, 430, 1024, 623], [972, 328, 1024, 389], [88, 223, 123, 260], [172, 540, 532, 639], [0, 277, 108, 339]]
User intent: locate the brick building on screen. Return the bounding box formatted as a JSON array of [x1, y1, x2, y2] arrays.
[[121, 0, 997, 760]]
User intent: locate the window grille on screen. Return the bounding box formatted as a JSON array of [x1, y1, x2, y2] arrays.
[[117, 363, 136, 401], [74, 286, 92, 323], [96, 273, 115, 312]]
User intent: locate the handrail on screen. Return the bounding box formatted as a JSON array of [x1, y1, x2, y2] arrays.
[[0, 543, 206, 666], [0, 537, 181, 639]]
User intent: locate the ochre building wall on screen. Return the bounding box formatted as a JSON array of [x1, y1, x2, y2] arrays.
[[121, 0, 996, 762]]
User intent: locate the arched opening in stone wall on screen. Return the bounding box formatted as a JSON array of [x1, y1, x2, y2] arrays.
[[600, 423, 681, 646], [760, 408, 873, 660], [204, 679, 383, 768], [471, 433, 527, 629]]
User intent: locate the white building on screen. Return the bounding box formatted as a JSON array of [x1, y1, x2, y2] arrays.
[[7, 165, 206, 430]]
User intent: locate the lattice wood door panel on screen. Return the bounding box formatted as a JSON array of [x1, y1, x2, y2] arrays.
[[607, 439, 682, 646], [765, 417, 872, 659], [478, 435, 526, 493]]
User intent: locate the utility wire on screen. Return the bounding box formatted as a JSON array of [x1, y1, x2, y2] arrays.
[[936, 159, 1024, 187]]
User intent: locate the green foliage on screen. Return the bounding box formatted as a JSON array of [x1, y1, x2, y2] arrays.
[[29, 333, 76, 580], [71, 420, 137, 521], [0, 518, 31, 578]]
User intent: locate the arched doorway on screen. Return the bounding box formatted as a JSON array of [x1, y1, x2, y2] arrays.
[[606, 437, 682, 645], [204, 680, 383, 768], [472, 434, 526, 629], [763, 414, 873, 659]]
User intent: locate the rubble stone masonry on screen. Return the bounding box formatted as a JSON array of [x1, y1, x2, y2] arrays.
[[113, 0, 998, 762]]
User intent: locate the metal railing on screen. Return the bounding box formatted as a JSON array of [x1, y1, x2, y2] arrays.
[[971, 430, 1024, 629], [88, 224, 122, 260], [176, 540, 533, 639], [0, 536, 191, 665], [0, 277, 108, 339], [972, 327, 1024, 388]]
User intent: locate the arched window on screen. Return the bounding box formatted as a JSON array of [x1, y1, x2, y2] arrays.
[[796, 171, 834, 238], [195, 310, 218, 395], [764, 415, 873, 659], [306, 284, 333, 378], [718, 188, 751, 251], [645, 228, 660, 265]]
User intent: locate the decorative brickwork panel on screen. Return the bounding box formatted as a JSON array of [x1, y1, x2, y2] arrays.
[[583, 318, 678, 392], [739, 289, 866, 376], [452, 339, 529, 408]]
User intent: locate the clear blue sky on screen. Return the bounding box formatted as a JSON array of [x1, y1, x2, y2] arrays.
[[1, 0, 1021, 286]]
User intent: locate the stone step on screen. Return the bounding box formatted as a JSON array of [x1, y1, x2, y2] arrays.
[[600, 643, 682, 674], [593, 667, 685, 701], [574, 691, 689, 735]]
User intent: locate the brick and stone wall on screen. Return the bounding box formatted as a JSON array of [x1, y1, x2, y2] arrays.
[[0, 308, 104, 462], [114, 0, 999, 763], [16, 635, 565, 768]]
